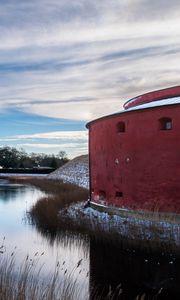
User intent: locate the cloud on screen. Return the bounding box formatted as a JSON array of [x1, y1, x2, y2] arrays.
[[0, 130, 88, 158], [19, 143, 87, 149], [130, 0, 180, 21], [0, 0, 179, 123], [14, 130, 88, 141]]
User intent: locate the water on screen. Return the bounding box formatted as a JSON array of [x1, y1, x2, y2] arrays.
[[0, 178, 180, 299], [0, 179, 89, 298], [90, 240, 180, 299]]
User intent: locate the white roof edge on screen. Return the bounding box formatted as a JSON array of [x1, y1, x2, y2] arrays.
[[126, 96, 180, 111], [87, 96, 180, 126]]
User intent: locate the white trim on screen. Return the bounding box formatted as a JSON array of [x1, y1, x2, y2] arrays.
[[126, 96, 180, 111]]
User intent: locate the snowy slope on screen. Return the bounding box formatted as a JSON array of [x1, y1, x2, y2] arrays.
[[47, 155, 89, 189]]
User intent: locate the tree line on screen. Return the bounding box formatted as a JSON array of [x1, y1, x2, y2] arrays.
[[0, 146, 69, 169]]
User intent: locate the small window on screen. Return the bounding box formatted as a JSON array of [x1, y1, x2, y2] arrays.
[[115, 191, 123, 197], [117, 122, 125, 133], [99, 190, 106, 200], [159, 117, 172, 130]]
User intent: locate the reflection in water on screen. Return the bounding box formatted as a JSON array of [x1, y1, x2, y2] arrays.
[[1, 178, 180, 299], [0, 179, 89, 299], [90, 239, 180, 299], [0, 179, 27, 203]]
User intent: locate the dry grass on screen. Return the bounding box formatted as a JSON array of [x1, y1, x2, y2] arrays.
[[9, 176, 180, 255], [32, 181, 88, 233], [0, 240, 86, 300], [9, 176, 88, 234], [0, 248, 164, 300], [0, 239, 123, 300], [3, 177, 178, 298], [10, 176, 88, 201]]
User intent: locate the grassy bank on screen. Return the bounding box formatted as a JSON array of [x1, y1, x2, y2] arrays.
[[3, 177, 179, 298], [9, 176, 180, 255], [10, 176, 89, 234]]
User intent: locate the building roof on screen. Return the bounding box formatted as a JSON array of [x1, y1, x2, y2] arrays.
[[124, 85, 180, 110], [126, 95, 180, 111], [86, 86, 180, 128]]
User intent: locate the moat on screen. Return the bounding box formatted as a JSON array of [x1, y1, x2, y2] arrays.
[[0, 178, 179, 299]]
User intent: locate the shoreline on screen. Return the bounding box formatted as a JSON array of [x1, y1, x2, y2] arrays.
[[3, 175, 180, 255]]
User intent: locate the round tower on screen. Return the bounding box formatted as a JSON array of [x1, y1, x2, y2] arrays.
[[86, 86, 180, 213]]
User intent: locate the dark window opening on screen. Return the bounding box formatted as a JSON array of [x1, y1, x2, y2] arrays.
[[159, 117, 172, 130], [116, 191, 123, 197], [117, 122, 125, 133], [99, 190, 106, 200]]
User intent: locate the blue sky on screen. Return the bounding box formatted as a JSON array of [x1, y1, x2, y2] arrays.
[[0, 0, 180, 158]]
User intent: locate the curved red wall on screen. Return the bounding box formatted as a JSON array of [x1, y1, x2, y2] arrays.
[[88, 104, 180, 213]]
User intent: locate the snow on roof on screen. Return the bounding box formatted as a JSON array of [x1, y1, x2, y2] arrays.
[[126, 96, 180, 112]]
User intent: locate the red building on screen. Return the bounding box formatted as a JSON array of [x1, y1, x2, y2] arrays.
[[86, 86, 180, 213]]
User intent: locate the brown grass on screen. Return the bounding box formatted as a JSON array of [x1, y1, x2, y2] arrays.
[[3, 177, 179, 298], [9, 176, 89, 234], [0, 245, 85, 300], [9, 176, 88, 199], [9, 176, 180, 255], [0, 249, 163, 300]]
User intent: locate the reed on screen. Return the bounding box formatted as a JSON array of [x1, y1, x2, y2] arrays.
[[59, 206, 180, 255], [0, 247, 85, 300], [22, 178, 89, 233], [0, 239, 167, 300], [9, 177, 180, 255]]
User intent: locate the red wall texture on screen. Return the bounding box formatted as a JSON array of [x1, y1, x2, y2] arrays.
[[88, 104, 180, 213]]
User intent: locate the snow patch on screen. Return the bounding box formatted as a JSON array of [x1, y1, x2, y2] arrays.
[[47, 155, 89, 189], [60, 202, 180, 247]]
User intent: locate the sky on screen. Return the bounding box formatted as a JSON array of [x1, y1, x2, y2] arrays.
[[0, 0, 180, 158]]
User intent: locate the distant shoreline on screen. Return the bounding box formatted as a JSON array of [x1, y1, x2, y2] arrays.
[[0, 168, 54, 174]]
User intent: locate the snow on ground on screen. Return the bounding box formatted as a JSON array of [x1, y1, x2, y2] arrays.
[[48, 154, 180, 250], [59, 201, 180, 249], [47, 155, 89, 189]]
